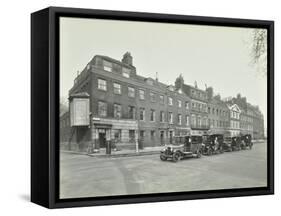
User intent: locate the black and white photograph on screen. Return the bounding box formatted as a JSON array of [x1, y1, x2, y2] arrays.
[[59, 16, 269, 199]]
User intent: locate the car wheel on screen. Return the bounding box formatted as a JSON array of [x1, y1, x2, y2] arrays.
[[207, 149, 212, 156], [160, 154, 167, 161], [172, 152, 180, 162]]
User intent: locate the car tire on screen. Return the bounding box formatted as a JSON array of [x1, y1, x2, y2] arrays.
[[207, 149, 212, 156], [172, 152, 180, 162], [160, 154, 167, 161]]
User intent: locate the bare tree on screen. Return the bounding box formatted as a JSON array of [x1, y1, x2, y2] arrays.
[[251, 29, 267, 77]]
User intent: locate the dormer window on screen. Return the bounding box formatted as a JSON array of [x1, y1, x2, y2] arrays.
[[168, 86, 174, 91], [103, 60, 112, 72], [122, 67, 130, 78]]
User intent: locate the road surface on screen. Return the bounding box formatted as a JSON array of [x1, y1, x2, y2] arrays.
[[60, 141, 267, 199]]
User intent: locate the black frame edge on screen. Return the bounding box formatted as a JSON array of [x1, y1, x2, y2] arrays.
[[31, 6, 274, 209], [31, 7, 51, 208]]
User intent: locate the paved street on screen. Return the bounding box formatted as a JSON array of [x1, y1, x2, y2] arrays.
[[60, 141, 267, 199]]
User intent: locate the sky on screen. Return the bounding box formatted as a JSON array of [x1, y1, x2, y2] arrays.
[[60, 17, 267, 124]]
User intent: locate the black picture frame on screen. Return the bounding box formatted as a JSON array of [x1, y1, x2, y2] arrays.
[[31, 6, 274, 209]]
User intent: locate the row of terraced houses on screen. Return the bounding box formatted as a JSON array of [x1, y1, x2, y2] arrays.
[[60, 52, 265, 152]]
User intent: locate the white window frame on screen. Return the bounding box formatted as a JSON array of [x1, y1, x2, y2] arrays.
[[113, 83, 121, 94], [98, 79, 107, 91], [168, 97, 173, 106], [128, 87, 135, 98]]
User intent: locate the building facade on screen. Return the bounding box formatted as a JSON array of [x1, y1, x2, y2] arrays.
[[60, 53, 265, 152], [61, 52, 191, 152], [206, 87, 230, 135], [175, 76, 209, 135]]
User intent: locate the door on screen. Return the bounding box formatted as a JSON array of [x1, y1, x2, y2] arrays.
[[169, 131, 173, 144], [160, 131, 165, 145], [99, 133, 106, 148]]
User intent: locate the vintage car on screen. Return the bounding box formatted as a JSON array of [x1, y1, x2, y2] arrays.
[[223, 136, 241, 151], [240, 134, 253, 150], [160, 135, 203, 162], [202, 134, 224, 155]]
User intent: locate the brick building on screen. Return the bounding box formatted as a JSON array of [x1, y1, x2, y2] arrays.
[[175, 76, 209, 135], [60, 52, 265, 152], [61, 52, 191, 152], [206, 87, 230, 134]]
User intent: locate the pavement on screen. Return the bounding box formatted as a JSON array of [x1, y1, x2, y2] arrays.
[[60, 140, 267, 199], [60, 139, 265, 158]]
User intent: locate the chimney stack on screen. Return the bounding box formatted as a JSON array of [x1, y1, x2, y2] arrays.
[[122, 52, 133, 66]]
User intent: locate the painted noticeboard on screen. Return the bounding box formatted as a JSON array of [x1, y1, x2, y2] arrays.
[[70, 98, 90, 126]]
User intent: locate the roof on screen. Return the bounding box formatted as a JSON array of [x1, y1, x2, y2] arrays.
[[69, 92, 90, 99], [95, 55, 135, 69]]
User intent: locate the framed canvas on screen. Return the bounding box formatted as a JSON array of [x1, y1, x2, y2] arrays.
[[31, 6, 274, 208]]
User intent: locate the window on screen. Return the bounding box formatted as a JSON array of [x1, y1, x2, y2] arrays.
[[139, 108, 145, 121], [208, 107, 211, 113], [128, 106, 136, 119], [98, 101, 107, 117], [151, 130, 155, 140], [114, 104, 122, 118], [113, 83, 121, 94], [185, 102, 189, 110], [203, 117, 207, 126], [191, 115, 196, 126], [113, 129, 121, 141], [139, 89, 145, 100], [178, 100, 182, 108], [186, 115, 190, 126], [98, 79, 107, 91], [169, 112, 173, 124], [216, 109, 219, 115], [204, 105, 207, 112], [192, 103, 195, 109], [212, 108, 215, 114], [140, 130, 145, 139], [178, 114, 182, 125], [198, 116, 201, 126], [168, 97, 173, 106], [122, 67, 130, 78], [103, 60, 112, 72], [150, 92, 156, 102], [150, 109, 156, 122], [159, 111, 165, 122], [128, 87, 135, 98], [129, 130, 135, 141], [160, 95, 164, 104]]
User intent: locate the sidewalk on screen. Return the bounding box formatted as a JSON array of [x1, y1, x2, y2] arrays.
[[87, 146, 164, 158], [61, 139, 266, 158], [60, 146, 164, 158]]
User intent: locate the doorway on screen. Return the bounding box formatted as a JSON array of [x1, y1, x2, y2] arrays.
[[160, 131, 165, 145], [99, 132, 106, 148], [169, 131, 173, 144]]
